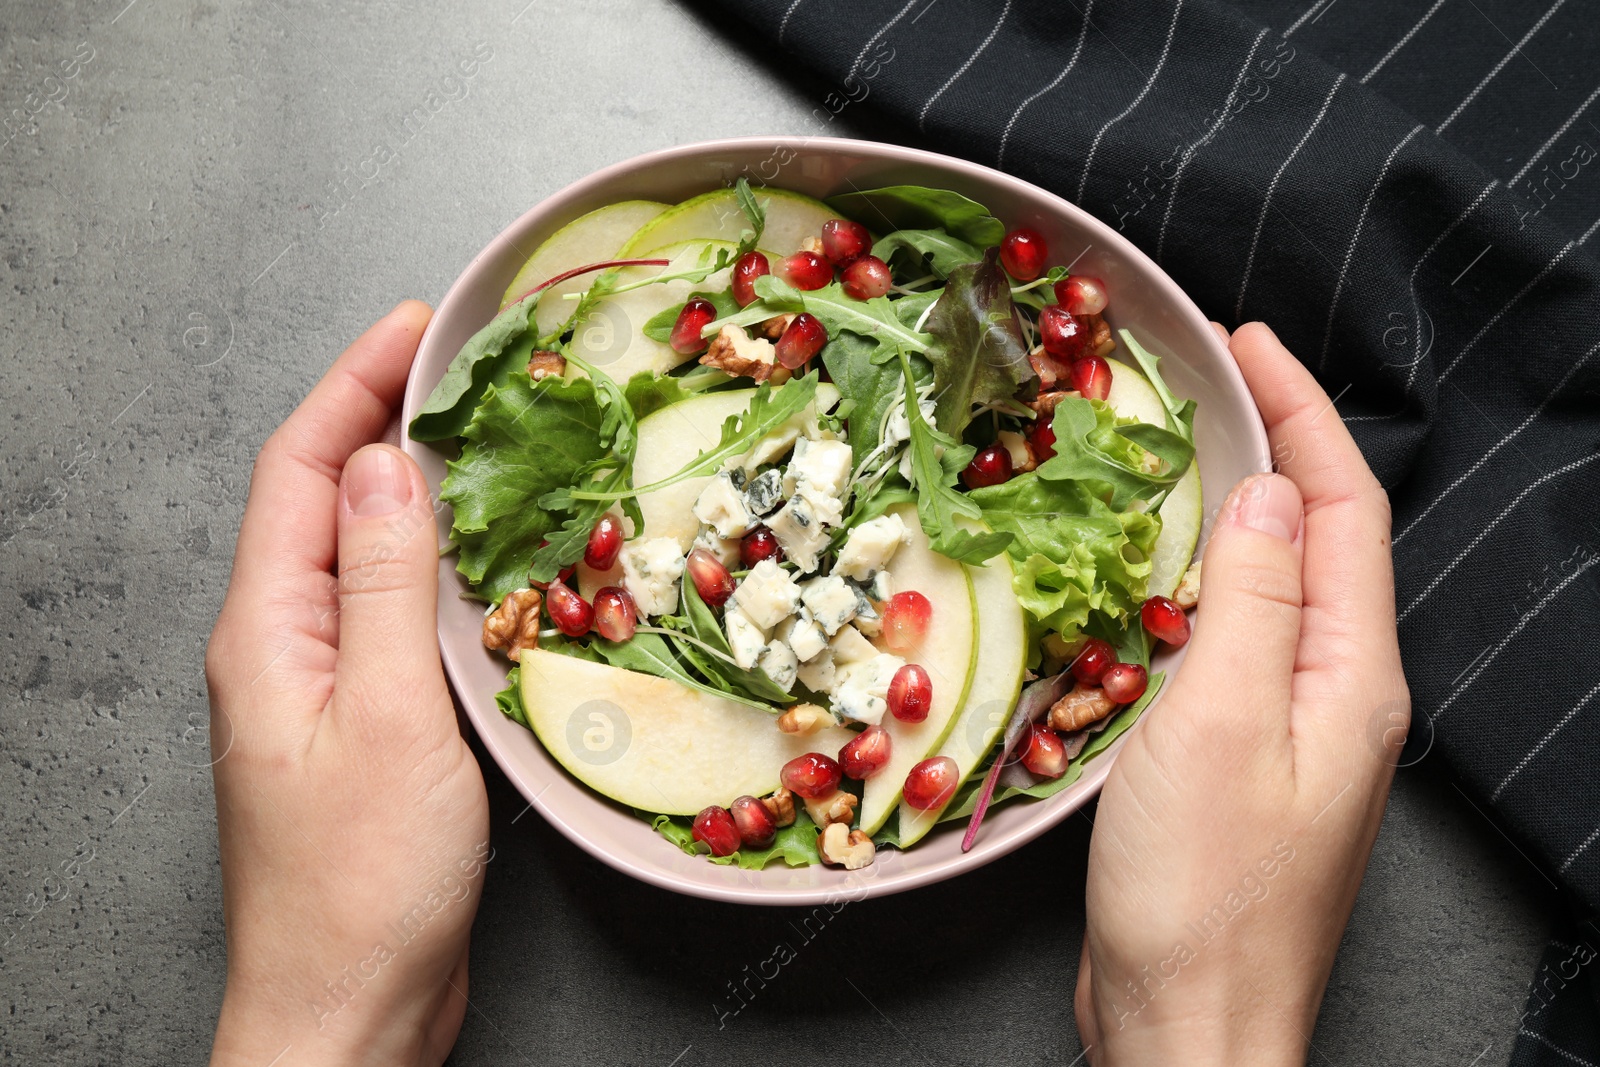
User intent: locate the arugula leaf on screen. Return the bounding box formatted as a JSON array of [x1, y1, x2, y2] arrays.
[[673, 578, 796, 705], [1034, 397, 1189, 510], [409, 294, 539, 442], [703, 276, 935, 366], [827, 185, 1005, 246], [922, 248, 1034, 435], [649, 809, 823, 869], [871, 227, 982, 278], [1118, 329, 1197, 446], [820, 330, 910, 472], [734, 177, 766, 258], [587, 631, 774, 714], [641, 287, 740, 344], [543, 372, 819, 509], [621, 366, 732, 419], [440, 374, 609, 602], [896, 352, 1013, 565], [494, 667, 527, 727]]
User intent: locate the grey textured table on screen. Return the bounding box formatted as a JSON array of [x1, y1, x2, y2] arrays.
[[0, 1, 1556, 1063]]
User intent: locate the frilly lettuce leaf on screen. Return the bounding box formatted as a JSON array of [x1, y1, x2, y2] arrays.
[[1035, 396, 1192, 511], [649, 809, 824, 869]]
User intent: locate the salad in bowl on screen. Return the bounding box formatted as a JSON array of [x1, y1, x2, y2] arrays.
[[409, 175, 1205, 878]]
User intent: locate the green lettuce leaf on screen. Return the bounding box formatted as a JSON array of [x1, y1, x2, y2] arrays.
[[641, 287, 740, 345], [440, 374, 609, 602], [826, 185, 1005, 246], [670, 578, 795, 705], [1035, 397, 1189, 511], [588, 631, 773, 714], [409, 295, 539, 442], [871, 227, 983, 278], [921, 248, 1034, 436], [494, 667, 527, 727], [821, 330, 912, 473], [649, 810, 823, 869]]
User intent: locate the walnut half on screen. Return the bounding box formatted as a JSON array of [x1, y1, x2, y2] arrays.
[[482, 588, 542, 662], [762, 787, 797, 828], [527, 350, 567, 381], [816, 822, 875, 869], [701, 325, 778, 382], [1049, 683, 1117, 732], [777, 703, 832, 735], [803, 789, 857, 829]]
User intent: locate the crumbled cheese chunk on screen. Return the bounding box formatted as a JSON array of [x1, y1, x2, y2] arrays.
[[783, 438, 854, 501], [758, 640, 799, 691], [693, 472, 755, 538], [997, 430, 1033, 471], [732, 559, 802, 630], [828, 623, 878, 667], [724, 604, 769, 670], [831, 652, 906, 726], [765, 495, 829, 574], [743, 469, 786, 516], [884, 394, 937, 446], [619, 537, 685, 618], [692, 526, 741, 568], [850, 584, 882, 637], [800, 575, 859, 636], [796, 648, 837, 694], [832, 513, 910, 580], [778, 609, 829, 663]]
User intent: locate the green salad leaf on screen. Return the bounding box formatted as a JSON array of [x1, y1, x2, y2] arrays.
[[641, 287, 740, 345], [586, 631, 773, 714], [871, 227, 983, 279], [734, 177, 766, 258], [820, 330, 912, 473], [440, 374, 609, 602], [1118, 329, 1197, 445], [409, 295, 539, 442], [827, 185, 1005, 246], [667, 578, 795, 705], [494, 667, 528, 727], [620, 367, 733, 419], [1035, 397, 1191, 511], [922, 248, 1034, 436], [650, 810, 823, 869], [704, 276, 936, 366]]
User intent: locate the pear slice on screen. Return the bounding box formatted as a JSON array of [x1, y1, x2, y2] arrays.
[[856, 505, 981, 836], [499, 200, 668, 334], [630, 383, 840, 552], [1105, 358, 1204, 598], [616, 186, 837, 259], [519, 648, 855, 815], [891, 542, 1027, 845]]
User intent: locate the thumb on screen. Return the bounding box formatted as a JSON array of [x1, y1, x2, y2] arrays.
[[333, 443, 449, 724], [1174, 473, 1305, 735]]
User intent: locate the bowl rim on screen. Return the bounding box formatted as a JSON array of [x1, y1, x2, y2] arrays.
[[401, 134, 1269, 905]]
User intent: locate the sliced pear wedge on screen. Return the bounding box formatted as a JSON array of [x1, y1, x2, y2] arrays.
[[1105, 358, 1203, 598], [617, 186, 836, 259], [499, 200, 668, 332]]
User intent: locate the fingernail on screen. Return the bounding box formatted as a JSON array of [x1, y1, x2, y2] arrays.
[[1227, 473, 1300, 541], [344, 447, 412, 517]]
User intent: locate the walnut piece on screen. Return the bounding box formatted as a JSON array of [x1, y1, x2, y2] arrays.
[[803, 789, 857, 829], [700, 324, 777, 382], [1028, 389, 1082, 417], [816, 822, 875, 869], [1028, 346, 1072, 390], [761, 788, 797, 828], [1049, 683, 1117, 732], [527, 350, 567, 381], [799, 236, 825, 256], [1173, 560, 1203, 609], [777, 703, 832, 735], [757, 313, 796, 340], [1085, 312, 1114, 357], [482, 588, 542, 662]]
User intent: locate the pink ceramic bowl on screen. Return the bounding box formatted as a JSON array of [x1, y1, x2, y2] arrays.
[[401, 136, 1270, 906]]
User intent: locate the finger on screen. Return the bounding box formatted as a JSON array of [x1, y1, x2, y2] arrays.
[[1174, 473, 1305, 745], [332, 444, 451, 738], [1227, 324, 1403, 726], [222, 301, 433, 656]]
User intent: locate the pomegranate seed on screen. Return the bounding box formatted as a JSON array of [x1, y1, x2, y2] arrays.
[[545, 580, 594, 636], [820, 218, 871, 267], [999, 227, 1048, 281], [838, 725, 893, 779], [583, 514, 623, 570], [778, 250, 833, 291], [669, 297, 717, 355], [840, 255, 892, 300], [780, 752, 842, 799], [775, 312, 827, 369], [740, 527, 783, 567], [1054, 274, 1108, 316], [1026, 419, 1057, 462], [692, 806, 742, 856], [961, 445, 1013, 489], [887, 664, 933, 723], [1070, 637, 1115, 686], [1102, 663, 1148, 704], [1141, 595, 1191, 648], [729, 795, 777, 849], [902, 756, 959, 810], [1039, 305, 1093, 361], [686, 547, 735, 607], [882, 591, 932, 653], [592, 586, 638, 642], [1019, 723, 1069, 778], [732, 251, 771, 308], [1071, 355, 1113, 402]]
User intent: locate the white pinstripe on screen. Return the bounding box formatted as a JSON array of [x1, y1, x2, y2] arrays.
[[778, 0, 807, 44], [1510, 82, 1600, 188], [1438, 241, 1573, 381], [847, 0, 921, 82], [1076, 0, 1185, 203], [1584, 213, 1600, 244], [996, 0, 1094, 169], [1318, 124, 1426, 370], [1399, 451, 1600, 620], [919, 0, 1013, 133], [1393, 337, 1599, 545], [1562, 827, 1600, 875], [1235, 73, 1346, 321], [1436, 0, 1568, 134], [1491, 679, 1600, 801], [1155, 28, 1269, 262], [1361, 0, 1450, 83], [1431, 553, 1600, 725], [1282, 0, 1331, 37], [1520, 1030, 1600, 1066]]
